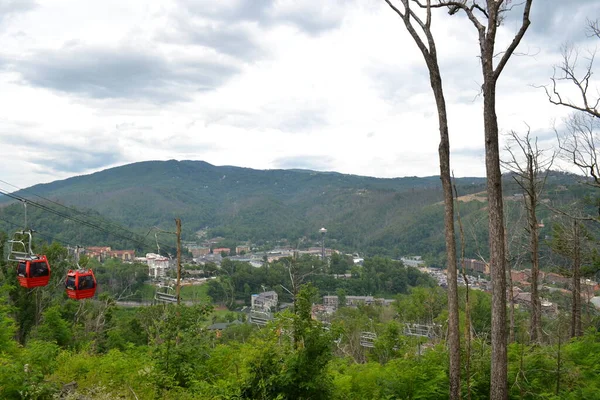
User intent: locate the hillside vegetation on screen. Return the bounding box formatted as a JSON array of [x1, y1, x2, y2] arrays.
[[0, 160, 591, 263]]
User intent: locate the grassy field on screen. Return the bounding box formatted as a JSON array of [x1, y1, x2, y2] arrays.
[[180, 283, 211, 302], [129, 282, 213, 303]]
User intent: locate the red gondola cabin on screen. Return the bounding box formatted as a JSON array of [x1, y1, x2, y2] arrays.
[[16, 256, 51, 288], [65, 269, 97, 300]]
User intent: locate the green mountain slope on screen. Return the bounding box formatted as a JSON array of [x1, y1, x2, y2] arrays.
[[0, 161, 592, 263]]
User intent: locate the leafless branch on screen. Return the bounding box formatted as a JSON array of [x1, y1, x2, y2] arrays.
[[543, 201, 597, 222], [493, 0, 533, 80], [556, 113, 600, 186], [586, 18, 600, 39], [545, 45, 600, 118]]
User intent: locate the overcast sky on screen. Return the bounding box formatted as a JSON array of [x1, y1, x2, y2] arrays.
[[0, 0, 598, 189]]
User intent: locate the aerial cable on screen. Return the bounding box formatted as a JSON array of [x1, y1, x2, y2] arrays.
[[144, 226, 178, 259], [0, 179, 175, 251], [0, 178, 124, 229], [0, 188, 170, 252], [0, 215, 73, 248]]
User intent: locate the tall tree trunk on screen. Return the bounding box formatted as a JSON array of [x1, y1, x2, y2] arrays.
[[571, 221, 582, 337], [482, 70, 508, 400], [381, 2, 461, 396], [505, 232, 515, 343], [528, 156, 542, 342], [430, 61, 461, 400], [503, 225, 516, 344]]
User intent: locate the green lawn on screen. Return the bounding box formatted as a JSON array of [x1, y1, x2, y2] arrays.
[[124, 282, 212, 303]]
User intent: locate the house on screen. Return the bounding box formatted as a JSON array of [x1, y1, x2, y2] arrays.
[[266, 249, 294, 262], [236, 245, 251, 254], [109, 250, 135, 262], [511, 269, 530, 285], [191, 247, 210, 257], [251, 291, 278, 311], [461, 258, 489, 274], [213, 247, 231, 256], [85, 246, 111, 261], [85, 246, 134, 262], [305, 247, 336, 257]]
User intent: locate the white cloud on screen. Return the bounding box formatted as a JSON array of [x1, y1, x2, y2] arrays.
[[0, 0, 597, 188]]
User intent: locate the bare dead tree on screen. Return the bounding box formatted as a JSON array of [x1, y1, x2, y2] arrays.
[[472, 197, 526, 344], [572, 221, 582, 338], [543, 26, 600, 119], [502, 128, 556, 343], [383, 2, 534, 396], [546, 18, 600, 197], [453, 179, 472, 400], [381, 1, 460, 397], [412, 2, 534, 398], [589, 19, 600, 39], [504, 202, 527, 344], [557, 113, 600, 190], [549, 219, 588, 337]]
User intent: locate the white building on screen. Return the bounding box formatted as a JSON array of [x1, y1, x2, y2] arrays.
[[401, 256, 425, 268], [251, 291, 278, 311], [146, 253, 170, 278]]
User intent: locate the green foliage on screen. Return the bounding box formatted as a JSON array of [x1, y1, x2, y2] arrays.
[[240, 284, 334, 400], [136, 303, 213, 389], [0, 160, 492, 259], [30, 305, 72, 347], [2, 213, 600, 400], [93, 258, 148, 299], [395, 286, 448, 324], [329, 347, 449, 400], [371, 321, 407, 364], [207, 255, 435, 309], [0, 284, 18, 355]]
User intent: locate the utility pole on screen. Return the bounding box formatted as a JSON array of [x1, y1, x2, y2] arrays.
[[176, 218, 182, 305]]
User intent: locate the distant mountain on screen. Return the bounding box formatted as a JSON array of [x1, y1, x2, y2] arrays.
[[0, 161, 591, 265]]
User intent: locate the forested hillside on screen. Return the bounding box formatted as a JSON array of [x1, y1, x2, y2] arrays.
[[0, 160, 592, 262]]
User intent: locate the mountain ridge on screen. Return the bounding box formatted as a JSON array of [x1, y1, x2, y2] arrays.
[[0, 160, 587, 264]]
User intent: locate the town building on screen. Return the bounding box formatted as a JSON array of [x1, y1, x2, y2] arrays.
[[401, 256, 425, 267], [251, 291, 278, 311], [85, 246, 111, 261], [236, 245, 251, 254], [146, 253, 170, 279], [461, 258, 489, 274], [190, 247, 211, 258], [322, 295, 395, 310], [85, 246, 135, 262], [110, 250, 135, 262], [213, 247, 231, 256], [304, 247, 336, 257]]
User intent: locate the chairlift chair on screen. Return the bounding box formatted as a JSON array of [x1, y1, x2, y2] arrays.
[[154, 284, 178, 303], [8, 229, 35, 262], [10, 230, 51, 288], [65, 269, 97, 300]]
